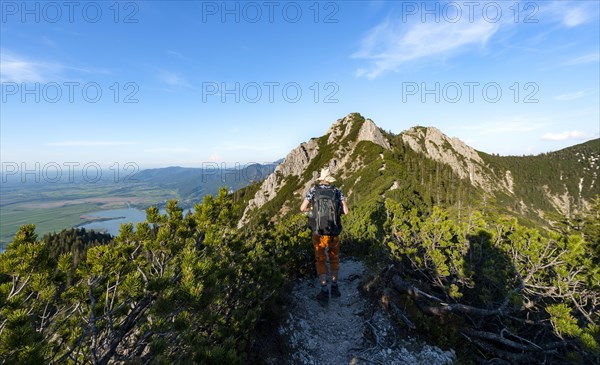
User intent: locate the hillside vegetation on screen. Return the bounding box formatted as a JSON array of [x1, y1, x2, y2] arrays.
[[1, 113, 598, 364]]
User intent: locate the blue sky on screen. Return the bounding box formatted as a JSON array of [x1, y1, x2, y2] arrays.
[[1, 0, 598, 169]]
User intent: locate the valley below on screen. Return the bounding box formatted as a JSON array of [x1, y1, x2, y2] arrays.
[[0, 163, 275, 249], [0, 180, 174, 249]]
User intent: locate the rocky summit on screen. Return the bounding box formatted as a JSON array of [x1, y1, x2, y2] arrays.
[[239, 112, 599, 229]]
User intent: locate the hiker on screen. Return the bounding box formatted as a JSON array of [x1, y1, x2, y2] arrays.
[[300, 168, 349, 302]]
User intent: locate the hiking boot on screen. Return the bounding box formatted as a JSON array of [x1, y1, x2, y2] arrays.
[[316, 288, 329, 302], [330, 283, 341, 298]]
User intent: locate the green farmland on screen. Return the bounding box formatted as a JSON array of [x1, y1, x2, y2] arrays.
[[0, 181, 176, 249]]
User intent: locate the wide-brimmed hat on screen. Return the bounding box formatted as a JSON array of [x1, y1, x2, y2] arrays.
[[318, 168, 336, 183]]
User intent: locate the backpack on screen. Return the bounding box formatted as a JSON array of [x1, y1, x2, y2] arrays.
[[309, 185, 342, 236]]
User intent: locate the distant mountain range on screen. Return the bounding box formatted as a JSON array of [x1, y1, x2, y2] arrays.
[[1, 113, 596, 245], [0, 162, 279, 248], [135, 162, 279, 203], [238, 113, 599, 229]]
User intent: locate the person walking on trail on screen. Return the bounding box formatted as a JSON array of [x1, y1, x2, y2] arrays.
[[300, 168, 349, 302]]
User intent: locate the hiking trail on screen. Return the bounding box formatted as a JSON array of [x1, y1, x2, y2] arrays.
[[261, 259, 456, 365]]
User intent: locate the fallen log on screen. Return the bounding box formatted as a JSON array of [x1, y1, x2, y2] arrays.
[[392, 275, 508, 317], [392, 275, 573, 364], [465, 335, 539, 363]]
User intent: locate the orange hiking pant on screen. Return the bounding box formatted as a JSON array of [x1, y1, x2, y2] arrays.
[[312, 234, 340, 280]]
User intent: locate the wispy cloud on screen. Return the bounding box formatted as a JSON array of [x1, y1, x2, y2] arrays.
[[144, 147, 192, 153], [158, 70, 191, 88], [541, 131, 590, 141], [555, 89, 594, 101], [166, 50, 186, 60], [352, 17, 499, 79], [41, 36, 56, 47], [563, 7, 591, 27], [0, 51, 60, 83], [565, 52, 600, 65], [218, 143, 277, 152], [458, 116, 549, 134], [0, 50, 110, 83], [546, 1, 599, 27], [47, 141, 138, 147]]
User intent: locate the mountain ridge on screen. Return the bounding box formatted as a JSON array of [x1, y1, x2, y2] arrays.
[[239, 113, 393, 225], [239, 113, 599, 228], [2, 113, 597, 365]]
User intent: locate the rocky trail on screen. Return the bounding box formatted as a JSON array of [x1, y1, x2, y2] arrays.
[[259, 259, 456, 365]]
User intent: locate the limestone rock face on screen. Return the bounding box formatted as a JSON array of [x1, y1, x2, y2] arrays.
[[401, 126, 509, 193], [238, 114, 598, 231], [239, 113, 391, 226], [326, 115, 389, 149], [326, 116, 353, 144], [278, 139, 320, 178], [239, 138, 319, 225], [358, 118, 390, 149]]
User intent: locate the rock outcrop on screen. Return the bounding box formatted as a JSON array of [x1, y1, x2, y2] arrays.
[[238, 113, 391, 226], [326, 115, 390, 149], [358, 118, 390, 149], [240, 138, 319, 224], [401, 126, 510, 193], [237, 112, 598, 230]]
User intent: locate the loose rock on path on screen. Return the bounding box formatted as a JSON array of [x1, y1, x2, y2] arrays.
[[264, 259, 456, 365]]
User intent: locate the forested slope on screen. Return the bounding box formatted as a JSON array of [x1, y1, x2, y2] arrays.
[[1, 113, 598, 364]]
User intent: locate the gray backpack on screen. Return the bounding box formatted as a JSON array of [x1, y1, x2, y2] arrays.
[[308, 185, 342, 236]]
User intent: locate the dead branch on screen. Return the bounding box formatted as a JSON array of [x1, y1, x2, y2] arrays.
[[392, 276, 508, 317], [389, 301, 416, 330], [365, 320, 381, 347], [8, 274, 31, 300], [87, 280, 99, 364], [97, 294, 154, 365], [464, 328, 538, 352], [462, 332, 558, 364]]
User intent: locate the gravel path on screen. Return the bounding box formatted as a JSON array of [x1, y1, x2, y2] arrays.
[[267, 259, 456, 365]]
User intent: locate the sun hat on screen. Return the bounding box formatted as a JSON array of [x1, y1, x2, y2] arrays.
[[318, 168, 336, 183]]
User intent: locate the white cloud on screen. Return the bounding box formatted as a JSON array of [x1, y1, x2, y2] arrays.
[[158, 70, 191, 88], [541, 131, 589, 141], [352, 17, 499, 79], [543, 1, 599, 28], [563, 7, 589, 27], [47, 141, 138, 147], [555, 89, 594, 101], [41, 36, 56, 47], [0, 51, 58, 83], [166, 50, 186, 59], [458, 116, 549, 134], [0, 50, 110, 83], [566, 52, 600, 65], [219, 143, 276, 152], [144, 147, 192, 153]]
